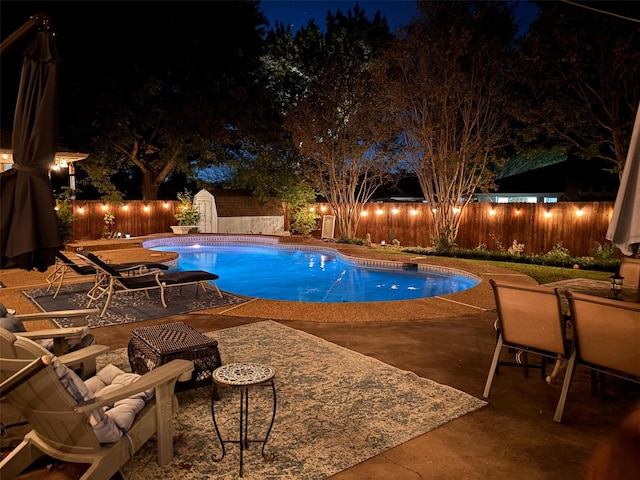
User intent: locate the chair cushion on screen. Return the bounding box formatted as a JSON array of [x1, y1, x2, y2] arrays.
[[0, 303, 26, 333], [161, 270, 219, 284], [52, 358, 153, 444]]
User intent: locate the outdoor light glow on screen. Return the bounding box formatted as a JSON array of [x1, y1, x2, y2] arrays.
[[143, 205, 150, 212], [163, 202, 169, 209], [309, 207, 315, 212], [320, 205, 327, 211], [122, 205, 129, 211], [78, 207, 84, 214], [392, 208, 400, 214], [575, 209, 584, 217], [431, 208, 437, 213], [101, 204, 108, 211], [515, 209, 521, 215], [1, 154, 7, 160], [453, 207, 460, 214], [489, 209, 496, 216], [410, 209, 418, 216], [544, 211, 552, 218], [376, 209, 383, 215]]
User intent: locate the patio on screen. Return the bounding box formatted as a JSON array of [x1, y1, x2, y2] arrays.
[[0, 237, 638, 479]]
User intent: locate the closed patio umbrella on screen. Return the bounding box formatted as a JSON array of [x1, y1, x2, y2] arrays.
[[606, 102, 640, 257], [0, 16, 63, 272]]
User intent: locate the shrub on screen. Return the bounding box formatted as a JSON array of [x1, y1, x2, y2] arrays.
[[507, 240, 525, 255], [591, 242, 617, 262], [55, 188, 77, 243], [337, 236, 367, 246], [401, 245, 619, 272], [174, 190, 201, 226]]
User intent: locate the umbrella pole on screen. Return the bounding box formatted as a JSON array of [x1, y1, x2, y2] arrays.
[[0, 12, 52, 57]]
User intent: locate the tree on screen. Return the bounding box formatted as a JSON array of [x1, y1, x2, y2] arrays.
[[377, 1, 516, 249], [283, 4, 397, 239], [61, 2, 269, 200], [514, 1, 640, 177]]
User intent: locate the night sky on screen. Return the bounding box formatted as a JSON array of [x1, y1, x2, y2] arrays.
[[0, 1, 539, 132]]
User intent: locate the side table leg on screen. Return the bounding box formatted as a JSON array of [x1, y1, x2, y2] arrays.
[[210, 385, 226, 462], [239, 386, 248, 477], [262, 379, 277, 461]]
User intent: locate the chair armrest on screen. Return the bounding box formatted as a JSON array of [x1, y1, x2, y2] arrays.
[[16, 327, 86, 341], [17, 327, 90, 355], [16, 308, 100, 320], [58, 344, 111, 379], [74, 359, 194, 412]]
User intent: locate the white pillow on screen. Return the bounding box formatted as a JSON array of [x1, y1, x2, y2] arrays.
[[52, 358, 153, 444]]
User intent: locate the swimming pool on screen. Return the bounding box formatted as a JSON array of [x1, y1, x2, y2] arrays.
[[144, 237, 479, 303]]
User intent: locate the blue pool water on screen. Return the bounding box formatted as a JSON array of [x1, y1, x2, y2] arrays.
[[150, 244, 478, 303]]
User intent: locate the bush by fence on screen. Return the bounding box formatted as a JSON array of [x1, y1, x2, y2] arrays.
[[66, 200, 614, 258]]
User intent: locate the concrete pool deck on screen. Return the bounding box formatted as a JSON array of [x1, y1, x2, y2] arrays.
[[1, 235, 638, 480]]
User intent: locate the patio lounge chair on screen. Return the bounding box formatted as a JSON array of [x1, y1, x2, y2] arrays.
[[0, 301, 100, 356], [0, 352, 193, 480], [76, 248, 222, 317], [0, 325, 109, 441], [483, 280, 573, 419], [0, 324, 109, 380], [553, 291, 640, 423], [46, 251, 169, 299]]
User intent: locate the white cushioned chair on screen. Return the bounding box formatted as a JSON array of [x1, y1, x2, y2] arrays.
[[0, 352, 193, 480]]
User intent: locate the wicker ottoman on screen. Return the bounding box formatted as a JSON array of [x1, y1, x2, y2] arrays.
[[128, 322, 222, 391]]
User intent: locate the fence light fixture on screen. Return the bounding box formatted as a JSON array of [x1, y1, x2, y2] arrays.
[[575, 209, 584, 217], [544, 211, 552, 218]]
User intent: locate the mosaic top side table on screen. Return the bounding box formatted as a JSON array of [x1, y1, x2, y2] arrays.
[[210, 362, 276, 477]]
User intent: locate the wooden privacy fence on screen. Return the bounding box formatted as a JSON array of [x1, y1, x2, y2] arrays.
[[313, 201, 615, 257], [69, 200, 181, 241], [67, 200, 614, 257]]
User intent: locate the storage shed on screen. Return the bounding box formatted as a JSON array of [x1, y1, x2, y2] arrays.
[[193, 189, 285, 235]]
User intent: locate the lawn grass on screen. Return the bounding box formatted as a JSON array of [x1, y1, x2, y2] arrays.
[[371, 247, 613, 285], [470, 260, 613, 285]]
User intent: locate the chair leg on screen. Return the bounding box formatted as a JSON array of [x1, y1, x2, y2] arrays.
[[99, 282, 116, 317], [159, 285, 168, 308], [0, 436, 47, 478], [483, 334, 504, 398], [553, 348, 577, 423]]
